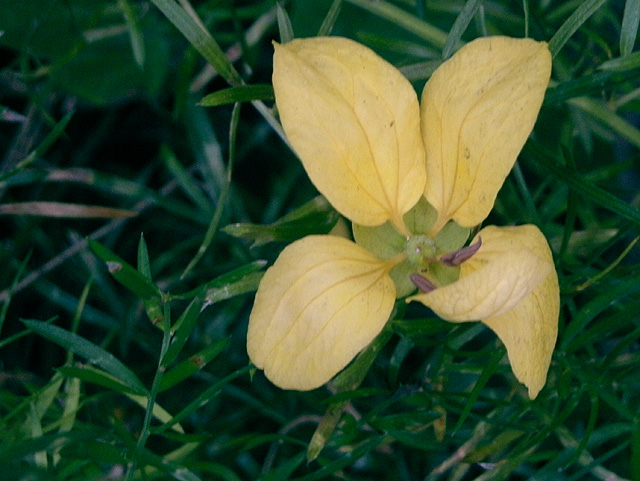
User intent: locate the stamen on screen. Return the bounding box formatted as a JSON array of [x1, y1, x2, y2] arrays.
[[440, 237, 482, 267], [410, 273, 437, 293]]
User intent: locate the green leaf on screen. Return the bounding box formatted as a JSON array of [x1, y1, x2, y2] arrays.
[[526, 140, 640, 227], [22, 320, 148, 396], [318, 0, 343, 36], [199, 85, 274, 107], [159, 338, 229, 391], [58, 364, 146, 396], [126, 394, 185, 433], [205, 271, 264, 305], [119, 0, 145, 67], [150, 0, 242, 86], [276, 2, 294, 43], [90, 240, 160, 299], [307, 325, 393, 462], [621, 0, 640, 56], [569, 97, 640, 149], [548, 0, 608, 57], [599, 50, 640, 71], [442, 0, 482, 59], [222, 196, 339, 246], [162, 294, 206, 367], [137, 233, 152, 281], [544, 70, 640, 105], [89, 239, 164, 325], [0, 112, 74, 183], [345, 0, 448, 49]]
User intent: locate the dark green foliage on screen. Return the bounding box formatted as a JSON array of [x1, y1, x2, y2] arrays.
[[1, 0, 639, 480]]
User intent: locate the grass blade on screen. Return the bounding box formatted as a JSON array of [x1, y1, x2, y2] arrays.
[[199, 84, 274, 107], [442, 0, 482, 59], [548, 0, 608, 57], [345, 0, 448, 49], [276, 2, 294, 43], [151, 0, 242, 86], [621, 0, 640, 56], [22, 320, 148, 395]]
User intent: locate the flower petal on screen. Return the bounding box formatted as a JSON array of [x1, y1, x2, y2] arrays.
[[408, 225, 552, 322], [421, 37, 552, 231], [409, 225, 558, 398], [247, 235, 395, 390], [483, 267, 559, 399], [273, 37, 426, 229]]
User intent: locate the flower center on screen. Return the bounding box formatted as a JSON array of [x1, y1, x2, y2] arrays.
[[404, 235, 437, 268]]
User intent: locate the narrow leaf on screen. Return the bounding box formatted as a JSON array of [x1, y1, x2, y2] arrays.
[[89, 239, 160, 300], [22, 320, 148, 395], [548, 0, 608, 57], [205, 271, 264, 305], [119, 0, 145, 67], [569, 97, 640, 149], [276, 2, 294, 43], [442, 0, 482, 59], [318, 0, 343, 36], [59, 364, 147, 395], [199, 85, 274, 107], [151, 0, 242, 86], [159, 338, 229, 391], [0, 112, 73, 182], [526, 140, 640, 226], [599, 50, 640, 72], [162, 294, 206, 367], [621, 0, 640, 56], [345, 0, 447, 48], [137, 233, 152, 281]]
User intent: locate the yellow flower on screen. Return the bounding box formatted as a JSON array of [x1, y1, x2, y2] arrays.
[[247, 36, 558, 399]]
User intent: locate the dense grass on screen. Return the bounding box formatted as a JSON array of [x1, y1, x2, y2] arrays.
[[1, 0, 639, 480]]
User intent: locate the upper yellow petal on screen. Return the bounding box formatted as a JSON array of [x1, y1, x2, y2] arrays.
[[273, 37, 426, 229], [408, 225, 552, 321], [247, 235, 395, 390], [421, 37, 552, 231]]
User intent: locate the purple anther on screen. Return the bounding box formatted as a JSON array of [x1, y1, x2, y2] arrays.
[[439, 237, 482, 267], [410, 273, 437, 293]]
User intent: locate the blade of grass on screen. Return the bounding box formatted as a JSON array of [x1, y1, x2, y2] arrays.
[[58, 364, 148, 395], [119, 0, 145, 67], [152, 365, 252, 435], [569, 96, 640, 149], [159, 338, 229, 391], [199, 84, 274, 107], [0, 251, 31, 337], [181, 102, 240, 279], [345, 0, 448, 49], [442, 0, 483, 59], [276, 2, 294, 43], [0, 111, 74, 183], [525, 140, 640, 227], [548, 0, 608, 57], [22, 320, 148, 396], [318, 0, 343, 36], [621, 0, 640, 56], [151, 0, 243, 86], [161, 293, 206, 367], [160, 145, 213, 213]]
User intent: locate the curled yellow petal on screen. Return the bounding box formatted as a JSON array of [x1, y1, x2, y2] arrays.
[[273, 37, 426, 230], [247, 235, 395, 390], [481, 228, 559, 399], [409, 225, 559, 398], [408, 225, 552, 321], [421, 37, 552, 232]]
